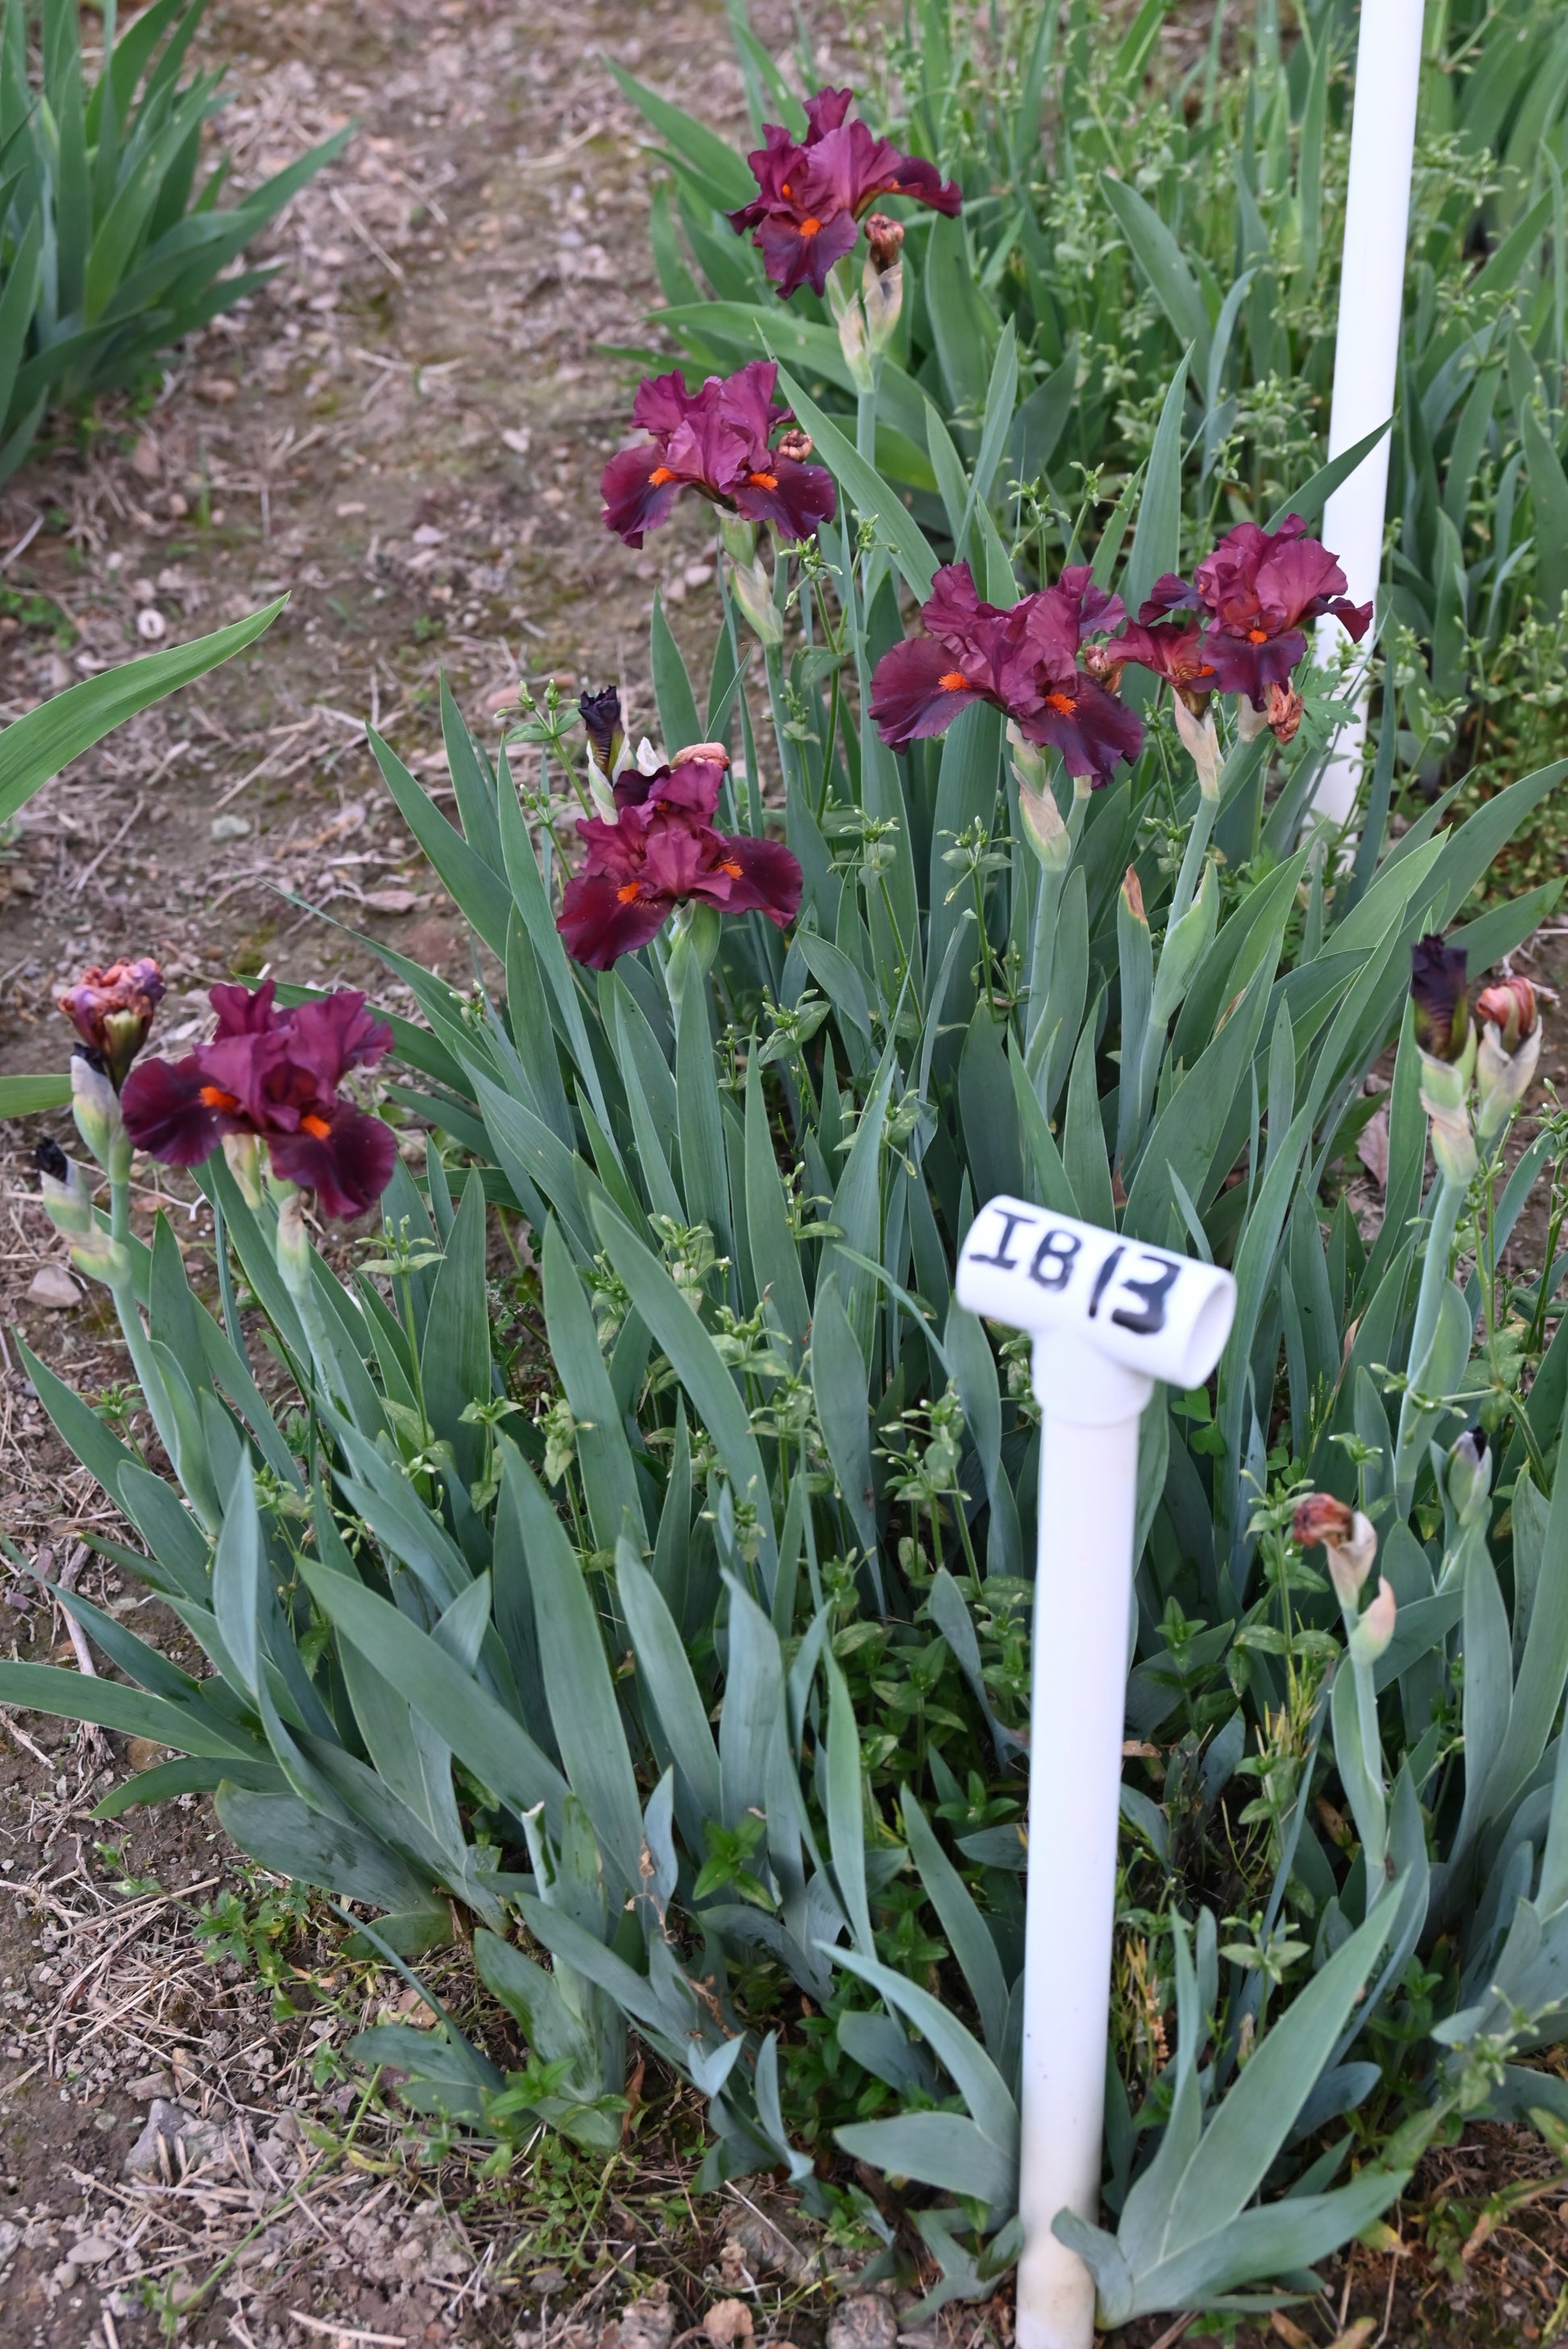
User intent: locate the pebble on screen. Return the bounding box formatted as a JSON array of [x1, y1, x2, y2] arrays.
[[825, 2294, 898, 2349], [25, 1265, 80, 1309], [209, 813, 251, 840]]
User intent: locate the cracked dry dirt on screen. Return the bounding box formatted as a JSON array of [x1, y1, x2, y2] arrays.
[[6, 3, 1568, 2345]]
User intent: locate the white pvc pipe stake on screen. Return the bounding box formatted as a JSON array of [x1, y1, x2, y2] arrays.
[[1310, 0, 1425, 828], [957, 1200, 1238, 2349]]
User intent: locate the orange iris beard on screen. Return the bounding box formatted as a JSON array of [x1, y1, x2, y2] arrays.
[[198, 1084, 240, 1111], [937, 670, 969, 691]]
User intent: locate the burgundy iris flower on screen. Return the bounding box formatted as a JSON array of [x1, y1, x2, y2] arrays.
[[1141, 515, 1371, 710], [556, 749, 802, 970], [58, 958, 164, 1092], [120, 979, 396, 1221], [728, 85, 961, 298], [599, 360, 836, 548], [869, 562, 1144, 786]]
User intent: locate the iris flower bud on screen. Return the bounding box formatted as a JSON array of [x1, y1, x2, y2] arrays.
[[730, 553, 785, 647], [1348, 1575, 1397, 1666], [70, 1048, 127, 1177], [35, 1143, 127, 1286], [1410, 934, 1469, 1063], [861, 214, 904, 355], [1446, 1429, 1491, 1525], [579, 687, 625, 781], [1410, 933, 1477, 1185], [1171, 696, 1222, 799]]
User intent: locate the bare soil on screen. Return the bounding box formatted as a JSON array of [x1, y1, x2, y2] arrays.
[[3, 1, 1568, 2343]]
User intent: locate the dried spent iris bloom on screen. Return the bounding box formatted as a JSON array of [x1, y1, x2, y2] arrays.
[[599, 360, 836, 548], [556, 747, 801, 970], [869, 560, 1143, 785], [57, 958, 164, 1092], [728, 86, 960, 299], [120, 980, 396, 1221]]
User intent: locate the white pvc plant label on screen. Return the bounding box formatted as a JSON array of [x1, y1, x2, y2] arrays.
[[957, 1197, 1237, 2349]]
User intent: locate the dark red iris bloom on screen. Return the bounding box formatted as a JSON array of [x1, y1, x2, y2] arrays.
[[120, 979, 396, 1221], [728, 85, 961, 298], [869, 562, 1144, 786], [1141, 515, 1372, 710], [58, 958, 164, 1092], [557, 750, 802, 970], [600, 360, 836, 548]]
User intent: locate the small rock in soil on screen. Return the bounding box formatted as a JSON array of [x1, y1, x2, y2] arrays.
[[25, 1264, 80, 1309], [826, 2294, 898, 2349], [210, 813, 251, 840], [125, 2096, 226, 2178]]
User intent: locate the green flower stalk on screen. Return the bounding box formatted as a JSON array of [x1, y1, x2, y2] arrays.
[[1394, 934, 1479, 1515], [34, 1140, 209, 1525], [1295, 1492, 1396, 1884], [69, 1051, 132, 1238]]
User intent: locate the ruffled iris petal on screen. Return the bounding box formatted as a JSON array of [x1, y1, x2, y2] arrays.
[[733, 454, 837, 538], [870, 634, 987, 749], [120, 1054, 222, 1166], [1020, 674, 1145, 784], [756, 207, 858, 297], [599, 444, 684, 547], [557, 871, 672, 969], [704, 832, 803, 928], [267, 1105, 397, 1222]]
